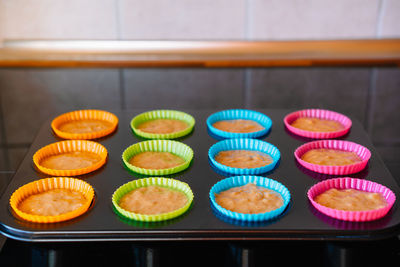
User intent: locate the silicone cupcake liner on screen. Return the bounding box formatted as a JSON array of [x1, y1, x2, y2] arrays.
[[122, 140, 194, 176], [207, 109, 272, 139], [112, 177, 194, 222], [307, 177, 396, 222], [114, 204, 191, 228], [9, 177, 94, 223], [209, 176, 291, 222], [131, 110, 195, 139], [294, 140, 371, 175], [308, 202, 392, 230], [33, 140, 108, 176], [208, 138, 280, 175], [284, 109, 352, 139], [51, 109, 118, 140], [211, 199, 292, 227]]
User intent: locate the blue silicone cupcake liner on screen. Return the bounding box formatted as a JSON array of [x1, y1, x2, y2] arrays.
[[209, 176, 291, 222], [208, 138, 280, 175], [206, 109, 272, 139]]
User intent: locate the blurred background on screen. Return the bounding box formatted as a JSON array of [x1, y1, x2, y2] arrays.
[[0, 0, 399, 191]]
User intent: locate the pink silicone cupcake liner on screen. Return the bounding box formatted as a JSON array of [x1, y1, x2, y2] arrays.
[[294, 140, 371, 175], [307, 177, 396, 222], [284, 109, 352, 139]]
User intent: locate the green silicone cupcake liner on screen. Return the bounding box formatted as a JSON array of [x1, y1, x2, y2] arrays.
[[112, 177, 194, 222], [130, 110, 195, 139], [122, 140, 194, 176]]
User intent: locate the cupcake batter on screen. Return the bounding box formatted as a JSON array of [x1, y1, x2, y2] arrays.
[[137, 119, 189, 134], [291, 117, 344, 132], [315, 188, 387, 211], [215, 183, 283, 214], [40, 151, 102, 170], [129, 151, 185, 169], [215, 150, 273, 169], [19, 189, 87, 216], [301, 149, 361, 166], [119, 185, 188, 215], [212, 119, 264, 133], [59, 119, 113, 134]]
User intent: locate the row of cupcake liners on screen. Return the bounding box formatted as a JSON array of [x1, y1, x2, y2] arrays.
[[122, 110, 195, 221], [121, 110, 196, 221], [9, 109, 396, 225], [18, 110, 116, 223], [10, 175, 395, 224], [284, 110, 398, 222], [206, 110, 285, 221]]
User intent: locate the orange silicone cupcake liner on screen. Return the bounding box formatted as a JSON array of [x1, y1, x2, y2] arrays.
[[51, 109, 118, 140], [10, 177, 95, 223], [33, 140, 108, 176]]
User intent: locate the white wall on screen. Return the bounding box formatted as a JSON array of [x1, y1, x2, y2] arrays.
[[0, 0, 399, 42]]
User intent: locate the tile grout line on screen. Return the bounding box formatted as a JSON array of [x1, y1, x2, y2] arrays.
[[0, 143, 31, 149], [119, 69, 126, 110], [115, 0, 126, 111], [0, 88, 11, 170], [245, 0, 252, 40], [365, 68, 377, 136], [115, 0, 122, 40], [376, 0, 386, 38], [244, 69, 251, 108], [243, 0, 252, 108], [374, 142, 400, 147]]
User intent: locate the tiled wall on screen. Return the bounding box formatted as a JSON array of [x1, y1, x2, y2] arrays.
[[0, 67, 399, 184], [0, 0, 399, 41], [0, 1, 399, 186]]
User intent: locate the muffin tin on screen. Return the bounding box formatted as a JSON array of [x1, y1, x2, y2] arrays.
[[0, 109, 399, 242]]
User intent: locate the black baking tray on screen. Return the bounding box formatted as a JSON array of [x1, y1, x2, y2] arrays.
[[1, 109, 399, 242]]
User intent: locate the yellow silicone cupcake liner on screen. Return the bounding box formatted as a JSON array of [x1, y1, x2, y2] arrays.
[[112, 177, 194, 222], [33, 140, 108, 176], [51, 109, 118, 140], [130, 110, 195, 139], [10, 177, 95, 223]]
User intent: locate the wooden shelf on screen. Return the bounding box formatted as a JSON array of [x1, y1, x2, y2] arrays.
[[0, 39, 399, 67]]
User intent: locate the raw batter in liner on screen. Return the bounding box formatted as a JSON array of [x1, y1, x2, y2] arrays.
[[212, 119, 264, 133], [215, 150, 273, 169], [59, 119, 113, 134], [129, 151, 185, 169], [19, 189, 87, 216], [40, 151, 102, 170], [119, 185, 188, 215], [291, 117, 344, 132], [137, 119, 189, 134], [301, 149, 361, 166], [315, 188, 387, 211], [215, 183, 283, 214]]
